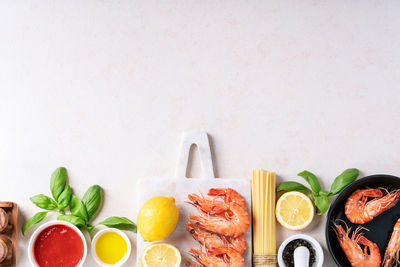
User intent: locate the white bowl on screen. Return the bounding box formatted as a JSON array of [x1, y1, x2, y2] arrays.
[[278, 234, 324, 267], [28, 220, 87, 267], [91, 228, 132, 266]]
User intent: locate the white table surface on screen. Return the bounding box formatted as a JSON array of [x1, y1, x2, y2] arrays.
[[1, 1, 400, 266]]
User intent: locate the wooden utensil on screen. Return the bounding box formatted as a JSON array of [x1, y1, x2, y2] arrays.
[[0, 202, 18, 267]]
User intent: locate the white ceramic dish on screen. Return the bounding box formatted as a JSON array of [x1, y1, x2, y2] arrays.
[[277, 234, 324, 267], [91, 228, 131, 266], [28, 220, 87, 267]]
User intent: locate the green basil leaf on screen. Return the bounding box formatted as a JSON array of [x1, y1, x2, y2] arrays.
[[22, 212, 48, 235], [298, 171, 322, 194], [98, 216, 137, 233], [58, 185, 72, 209], [329, 168, 359, 195], [314, 195, 330, 215], [82, 185, 102, 221], [277, 182, 311, 194], [86, 225, 95, 239], [319, 190, 329, 196], [30, 194, 58, 210], [58, 215, 86, 228], [70, 195, 88, 223], [50, 167, 68, 202]]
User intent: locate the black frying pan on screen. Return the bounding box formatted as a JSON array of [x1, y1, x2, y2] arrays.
[[325, 174, 400, 266]]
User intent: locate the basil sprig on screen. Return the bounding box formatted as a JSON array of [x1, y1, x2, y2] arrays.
[[22, 167, 137, 237], [329, 168, 359, 196], [82, 185, 102, 221], [70, 195, 89, 223], [59, 186, 136, 238], [50, 167, 68, 202], [276, 181, 311, 194], [277, 168, 359, 215], [297, 171, 321, 194], [30, 195, 58, 211], [58, 185, 72, 210], [98, 217, 137, 232], [22, 212, 48, 235], [58, 215, 86, 228], [22, 167, 72, 233]]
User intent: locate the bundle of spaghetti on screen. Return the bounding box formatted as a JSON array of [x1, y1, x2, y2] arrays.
[[252, 169, 276, 266]]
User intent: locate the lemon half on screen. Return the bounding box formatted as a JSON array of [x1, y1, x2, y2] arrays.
[[276, 191, 314, 230], [137, 196, 179, 242], [141, 243, 181, 267]]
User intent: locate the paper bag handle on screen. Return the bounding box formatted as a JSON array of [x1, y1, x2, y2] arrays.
[[176, 131, 215, 179]]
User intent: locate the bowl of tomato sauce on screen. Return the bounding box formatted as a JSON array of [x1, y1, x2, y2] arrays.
[[28, 220, 87, 267]]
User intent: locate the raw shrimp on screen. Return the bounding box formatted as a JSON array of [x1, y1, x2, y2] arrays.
[[345, 189, 400, 224], [187, 247, 245, 267], [187, 248, 225, 267], [184, 263, 202, 267], [189, 202, 249, 237], [208, 188, 246, 208], [333, 222, 381, 267], [227, 235, 247, 256], [383, 218, 400, 267], [186, 223, 246, 255], [187, 188, 246, 216], [187, 192, 228, 216]]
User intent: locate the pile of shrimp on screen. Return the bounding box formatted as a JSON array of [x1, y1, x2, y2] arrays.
[[334, 188, 400, 267], [184, 188, 249, 267]]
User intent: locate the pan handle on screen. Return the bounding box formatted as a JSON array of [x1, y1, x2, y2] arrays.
[[175, 131, 215, 179]]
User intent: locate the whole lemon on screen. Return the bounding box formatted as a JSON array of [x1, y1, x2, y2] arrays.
[[137, 196, 179, 242]]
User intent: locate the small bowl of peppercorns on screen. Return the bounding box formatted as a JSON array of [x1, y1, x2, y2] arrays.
[[277, 234, 324, 267]]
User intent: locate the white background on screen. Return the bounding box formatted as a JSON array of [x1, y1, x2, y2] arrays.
[[1, 1, 400, 266]]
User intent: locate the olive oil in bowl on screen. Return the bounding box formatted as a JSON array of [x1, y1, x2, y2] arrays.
[[92, 229, 131, 266]]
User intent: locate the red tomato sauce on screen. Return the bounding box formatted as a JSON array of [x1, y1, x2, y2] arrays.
[[33, 224, 84, 267]]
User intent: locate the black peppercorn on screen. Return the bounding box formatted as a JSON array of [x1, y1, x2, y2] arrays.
[[282, 239, 316, 267]]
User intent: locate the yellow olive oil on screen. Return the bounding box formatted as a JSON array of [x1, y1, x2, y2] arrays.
[[95, 232, 127, 265]]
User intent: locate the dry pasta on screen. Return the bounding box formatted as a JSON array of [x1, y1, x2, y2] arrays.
[[252, 169, 276, 266]]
